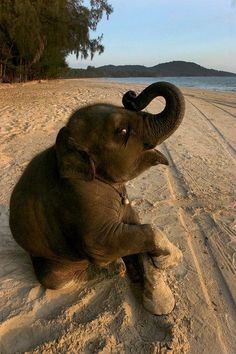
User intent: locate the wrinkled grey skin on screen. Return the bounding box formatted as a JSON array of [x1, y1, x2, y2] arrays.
[[10, 82, 185, 289]]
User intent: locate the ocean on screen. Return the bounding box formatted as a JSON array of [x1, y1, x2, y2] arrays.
[[101, 76, 236, 92]]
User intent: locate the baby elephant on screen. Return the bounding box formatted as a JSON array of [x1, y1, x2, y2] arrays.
[[10, 82, 185, 315]]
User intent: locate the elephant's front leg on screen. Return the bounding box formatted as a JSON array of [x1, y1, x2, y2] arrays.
[[122, 205, 182, 315], [121, 204, 143, 282], [140, 253, 176, 315], [150, 228, 183, 269], [122, 204, 183, 271]]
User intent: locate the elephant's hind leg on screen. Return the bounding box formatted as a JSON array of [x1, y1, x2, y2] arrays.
[[30, 256, 87, 290]]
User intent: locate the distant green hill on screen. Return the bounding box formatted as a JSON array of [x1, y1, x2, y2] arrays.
[[65, 61, 236, 78]]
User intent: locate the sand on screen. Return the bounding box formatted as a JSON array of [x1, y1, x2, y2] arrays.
[[0, 79, 236, 353]]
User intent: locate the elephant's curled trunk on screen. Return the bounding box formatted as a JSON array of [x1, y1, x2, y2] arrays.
[[122, 82, 185, 145]]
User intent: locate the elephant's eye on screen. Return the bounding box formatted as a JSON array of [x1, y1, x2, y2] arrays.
[[116, 128, 128, 136], [114, 127, 129, 145]]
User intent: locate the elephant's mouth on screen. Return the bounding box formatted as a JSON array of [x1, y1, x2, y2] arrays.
[[153, 148, 169, 165], [143, 142, 168, 165]]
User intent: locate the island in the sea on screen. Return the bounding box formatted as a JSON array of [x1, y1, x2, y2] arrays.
[[65, 61, 236, 78]]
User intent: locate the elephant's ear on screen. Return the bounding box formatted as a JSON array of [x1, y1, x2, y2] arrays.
[[55, 127, 95, 181]]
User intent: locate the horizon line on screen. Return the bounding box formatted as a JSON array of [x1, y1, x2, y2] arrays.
[[68, 60, 236, 74]]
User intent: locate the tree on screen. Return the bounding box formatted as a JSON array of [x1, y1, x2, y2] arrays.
[[0, 0, 113, 81]]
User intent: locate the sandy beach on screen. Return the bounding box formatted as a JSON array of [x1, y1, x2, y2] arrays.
[[0, 79, 236, 353]]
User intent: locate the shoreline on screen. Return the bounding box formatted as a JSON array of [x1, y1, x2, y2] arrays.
[[98, 76, 236, 93], [1, 76, 236, 94], [0, 78, 236, 353]]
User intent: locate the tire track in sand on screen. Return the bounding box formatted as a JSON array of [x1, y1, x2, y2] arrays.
[[186, 99, 236, 163], [188, 95, 236, 119], [210, 102, 236, 119], [162, 142, 236, 354]]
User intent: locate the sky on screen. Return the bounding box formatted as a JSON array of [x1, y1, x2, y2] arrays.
[[67, 0, 236, 73]]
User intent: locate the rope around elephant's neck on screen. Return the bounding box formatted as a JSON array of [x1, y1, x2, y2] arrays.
[[95, 177, 130, 205]]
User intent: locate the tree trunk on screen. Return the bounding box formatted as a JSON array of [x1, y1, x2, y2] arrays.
[[0, 63, 2, 81]]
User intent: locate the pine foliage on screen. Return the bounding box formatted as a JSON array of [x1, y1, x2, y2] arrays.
[[0, 0, 112, 81]]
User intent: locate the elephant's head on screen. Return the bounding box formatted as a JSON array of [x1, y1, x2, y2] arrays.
[[56, 82, 185, 183]]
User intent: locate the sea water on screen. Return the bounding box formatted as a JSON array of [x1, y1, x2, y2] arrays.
[[101, 76, 236, 92]]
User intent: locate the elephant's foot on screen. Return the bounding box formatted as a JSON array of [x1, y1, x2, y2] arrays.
[[141, 254, 175, 315], [151, 244, 183, 270], [151, 229, 183, 269]]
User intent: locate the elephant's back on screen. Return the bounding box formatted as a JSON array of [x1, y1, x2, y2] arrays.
[[9, 147, 60, 258]]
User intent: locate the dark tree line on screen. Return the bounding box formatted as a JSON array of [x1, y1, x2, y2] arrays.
[[0, 0, 112, 82]]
